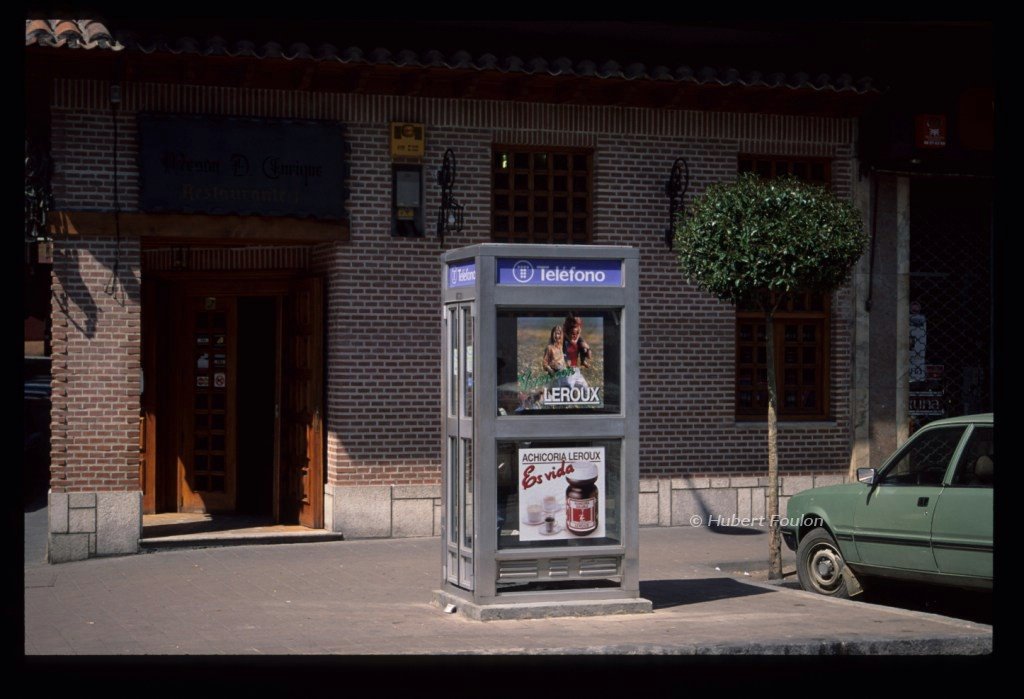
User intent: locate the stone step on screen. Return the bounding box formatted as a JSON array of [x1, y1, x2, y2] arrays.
[[140, 530, 345, 551]]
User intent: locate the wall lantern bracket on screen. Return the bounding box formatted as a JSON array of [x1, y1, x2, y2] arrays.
[[436, 148, 464, 249], [664, 157, 690, 250], [24, 136, 53, 242]]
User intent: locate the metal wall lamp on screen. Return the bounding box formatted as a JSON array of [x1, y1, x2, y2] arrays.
[[436, 148, 464, 248], [664, 157, 689, 250], [24, 136, 53, 242]]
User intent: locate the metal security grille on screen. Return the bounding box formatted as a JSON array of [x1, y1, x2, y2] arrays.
[[908, 178, 993, 432]]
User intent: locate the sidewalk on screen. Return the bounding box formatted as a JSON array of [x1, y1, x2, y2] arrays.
[[23, 502, 991, 655]]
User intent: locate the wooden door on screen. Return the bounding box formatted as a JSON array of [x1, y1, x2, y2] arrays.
[[140, 277, 156, 514], [282, 277, 323, 528], [179, 295, 237, 513]]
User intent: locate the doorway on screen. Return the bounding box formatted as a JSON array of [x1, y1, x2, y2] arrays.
[[236, 296, 276, 516], [141, 275, 323, 528]]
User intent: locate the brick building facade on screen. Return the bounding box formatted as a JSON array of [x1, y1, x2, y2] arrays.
[[33, 20, 981, 564]]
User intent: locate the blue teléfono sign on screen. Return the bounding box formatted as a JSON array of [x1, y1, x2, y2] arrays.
[[447, 261, 476, 288], [497, 258, 622, 287]]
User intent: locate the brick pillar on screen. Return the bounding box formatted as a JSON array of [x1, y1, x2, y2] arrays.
[[49, 236, 142, 562]]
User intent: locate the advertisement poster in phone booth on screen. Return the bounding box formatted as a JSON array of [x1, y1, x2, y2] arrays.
[[518, 446, 605, 542]]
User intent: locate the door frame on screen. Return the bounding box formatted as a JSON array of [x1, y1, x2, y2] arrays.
[[141, 270, 322, 524]]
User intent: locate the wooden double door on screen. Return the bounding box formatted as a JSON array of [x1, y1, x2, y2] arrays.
[[141, 275, 323, 528]]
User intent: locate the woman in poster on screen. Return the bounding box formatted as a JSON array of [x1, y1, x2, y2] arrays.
[[543, 325, 566, 376]]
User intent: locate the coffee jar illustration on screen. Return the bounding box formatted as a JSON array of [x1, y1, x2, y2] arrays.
[[565, 461, 599, 536]]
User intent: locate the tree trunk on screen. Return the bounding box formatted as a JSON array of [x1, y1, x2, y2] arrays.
[[765, 311, 782, 580]]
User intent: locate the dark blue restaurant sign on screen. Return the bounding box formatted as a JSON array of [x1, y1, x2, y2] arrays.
[[138, 114, 347, 220], [496, 258, 623, 287]]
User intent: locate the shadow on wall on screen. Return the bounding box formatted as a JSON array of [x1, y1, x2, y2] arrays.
[[52, 245, 140, 340], [692, 486, 763, 536]]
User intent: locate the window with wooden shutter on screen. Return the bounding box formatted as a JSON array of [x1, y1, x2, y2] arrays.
[[736, 293, 830, 420], [492, 146, 593, 244]]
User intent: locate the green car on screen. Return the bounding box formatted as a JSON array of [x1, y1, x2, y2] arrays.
[[782, 414, 993, 598]]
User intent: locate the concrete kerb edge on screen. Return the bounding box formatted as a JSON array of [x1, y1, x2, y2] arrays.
[[752, 579, 995, 633], [431, 590, 653, 621], [462, 637, 992, 655]]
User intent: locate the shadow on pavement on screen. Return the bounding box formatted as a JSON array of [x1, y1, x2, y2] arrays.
[[640, 577, 775, 610], [860, 581, 993, 625], [707, 524, 764, 536]]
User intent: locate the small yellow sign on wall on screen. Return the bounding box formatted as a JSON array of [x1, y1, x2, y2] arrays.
[[390, 122, 425, 159]]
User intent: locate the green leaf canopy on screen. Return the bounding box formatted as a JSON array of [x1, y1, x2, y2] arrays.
[[674, 173, 866, 308]]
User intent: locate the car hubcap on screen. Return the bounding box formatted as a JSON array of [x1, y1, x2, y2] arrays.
[[808, 545, 844, 592]]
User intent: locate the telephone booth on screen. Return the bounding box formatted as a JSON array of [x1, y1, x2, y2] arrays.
[[436, 244, 649, 619]]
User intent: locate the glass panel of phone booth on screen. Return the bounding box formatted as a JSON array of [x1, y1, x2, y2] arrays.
[[447, 435, 458, 584], [463, 308, 474, 419], [496, 309, 621, 416], [444, 303, 475, 590], [444, 303, 460, 586], [497, 439, 621, 551], [459, 305, 475, 589], [448, 307, 458, 417]]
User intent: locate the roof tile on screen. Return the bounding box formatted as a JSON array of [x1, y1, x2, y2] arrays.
[[502, 56, 524, 72], [288, 43, 312, 60], [450, 50, 472, 68], [421, 49, 445, 66], [395, 49, 418, 66], [339, 46, 363, 62], [25, 20, 876, 94], [28, 19, 123, 50]]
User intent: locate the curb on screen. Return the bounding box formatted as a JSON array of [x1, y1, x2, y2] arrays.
[[442, 636, 992, 655]]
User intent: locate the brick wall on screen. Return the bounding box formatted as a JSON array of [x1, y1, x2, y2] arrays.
[[310, 124, 494, 487], [49, 238, 141, 492], [51, 105, 138, 212], [599, 135, 852, 476], [50, 79, 857, 496]]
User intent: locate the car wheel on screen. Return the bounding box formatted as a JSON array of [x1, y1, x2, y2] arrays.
[[796, 527, 851, 598]]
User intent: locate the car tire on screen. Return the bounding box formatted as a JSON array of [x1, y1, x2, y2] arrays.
[[796, 527, 851, 598]]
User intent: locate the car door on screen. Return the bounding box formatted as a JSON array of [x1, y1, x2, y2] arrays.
[[930, 424, 993, 579], [853, 425, 967, 572]]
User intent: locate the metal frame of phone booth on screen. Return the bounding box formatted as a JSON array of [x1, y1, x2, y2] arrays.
[[433, 243, 651, 620]]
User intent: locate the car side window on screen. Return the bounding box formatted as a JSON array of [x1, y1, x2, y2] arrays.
[[878, 427, 965, 486], [949, 426, 993, 488]]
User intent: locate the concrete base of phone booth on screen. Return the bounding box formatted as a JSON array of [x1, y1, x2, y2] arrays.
[[431, 589, 652, 621]]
